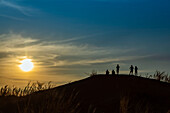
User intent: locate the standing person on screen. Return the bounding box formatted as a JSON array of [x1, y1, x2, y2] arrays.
[[135, 66, 138, 76], [129, 65, 134, 75], [106, 69, 110, 75], [116, 64, 120, 75]]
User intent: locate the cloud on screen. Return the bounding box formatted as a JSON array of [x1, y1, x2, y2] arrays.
[[0, 0, 41, 21], [0, 0, 32, 16], [0, 14, 26, 21], [2, 32, 168, 77], [0, 33, 134, 69], [0, 33, 38, 52], [1, 32, 170, 88], [0, 52, 13, 59]]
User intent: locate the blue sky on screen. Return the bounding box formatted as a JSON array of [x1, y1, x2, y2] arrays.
[[0, 0, 170, 87]]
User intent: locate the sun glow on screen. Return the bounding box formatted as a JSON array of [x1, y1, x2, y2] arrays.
[[19, 59, 34, 72]]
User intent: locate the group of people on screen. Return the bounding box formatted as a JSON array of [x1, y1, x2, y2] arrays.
[[106, 64, 138, 76]]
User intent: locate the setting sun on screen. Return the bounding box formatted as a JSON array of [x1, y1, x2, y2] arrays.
[[19, 59, 34, 72]]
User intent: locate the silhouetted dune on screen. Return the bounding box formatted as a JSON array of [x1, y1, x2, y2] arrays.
[[0, 75, 170, 113]]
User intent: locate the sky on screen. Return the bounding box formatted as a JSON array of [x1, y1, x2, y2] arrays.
[[0, 0, 170, 87]]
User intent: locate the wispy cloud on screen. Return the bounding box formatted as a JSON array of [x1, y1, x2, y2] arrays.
[[1, 33, 169, 87], [1, 32, 168, 78], [0, 33, 133, 68], [0, 14, 26, 21], [0, 0, 34, 16]]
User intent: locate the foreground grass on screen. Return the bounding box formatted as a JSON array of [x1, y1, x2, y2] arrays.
[[0, 81, 55, 97], [17, 89, 80, 113], [1, 88, 164, 113], [0, 71, 170, 113]]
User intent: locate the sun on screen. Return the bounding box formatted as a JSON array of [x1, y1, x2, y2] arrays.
[[19, 59, 34, 72]]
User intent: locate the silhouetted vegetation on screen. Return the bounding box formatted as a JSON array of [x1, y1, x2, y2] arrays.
[[17, 89, 80, 113], [90, 70, 98, 77], [0, 81, 55, 96], [0, 71, 170, 113], [140, 71, 170, 83], [153, 71, 170, 82]]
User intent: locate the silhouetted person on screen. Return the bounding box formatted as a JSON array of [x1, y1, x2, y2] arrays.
[[129, 65, 134, 75], [116, 64, 120, 75], [106, 69, 110, 75], [112, 70, 115, 75], [135, 66, 138, 76]]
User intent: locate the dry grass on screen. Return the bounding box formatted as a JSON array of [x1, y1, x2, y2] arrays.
[[0, 81, 55, 96], [120, 96, 129, 113], [0, 71, 170, 113], [17, 89, 80, 113], [153, 71, 170, 82], [119, 95, 154, 113], [139, 71, 170, 83]]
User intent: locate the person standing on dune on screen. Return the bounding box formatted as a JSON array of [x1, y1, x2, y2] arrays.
[[135, 66, 138, 76], [116, 64, 120, 75], [129, 65, 134, 75]]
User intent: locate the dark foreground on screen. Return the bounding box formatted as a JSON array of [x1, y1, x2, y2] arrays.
[[0, 75, 170, 113]]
